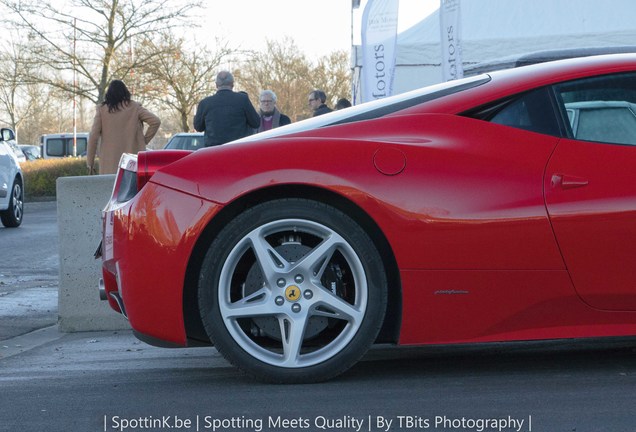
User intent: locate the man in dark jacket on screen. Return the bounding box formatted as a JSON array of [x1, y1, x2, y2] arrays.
[[194, 71, 260, 146], [308, 90, 333, 117]]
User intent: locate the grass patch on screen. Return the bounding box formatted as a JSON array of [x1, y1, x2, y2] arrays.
[[21, 158, 97, 200]]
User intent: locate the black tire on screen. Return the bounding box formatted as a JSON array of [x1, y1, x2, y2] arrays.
[[0, 177, 23, 228], [198, 198, 387, 383]]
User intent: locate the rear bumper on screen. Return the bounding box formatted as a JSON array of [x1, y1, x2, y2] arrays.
[[99, 181, 222, 347]]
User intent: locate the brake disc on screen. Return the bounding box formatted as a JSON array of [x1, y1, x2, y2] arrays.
[[242, 236, 336, 341]]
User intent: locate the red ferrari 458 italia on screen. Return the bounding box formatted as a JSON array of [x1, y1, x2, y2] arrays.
[[99, 54, 636, 383]]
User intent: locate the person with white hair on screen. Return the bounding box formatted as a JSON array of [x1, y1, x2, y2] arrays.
[[256, 90, 291, 132]]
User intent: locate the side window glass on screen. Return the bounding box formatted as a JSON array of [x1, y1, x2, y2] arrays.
[[47, 139, 64, 157], [555, 72, 636, 146], [77, 138, 88, 155], [66, 138, 87, 155], [490, 98, 532, 129], [463, 87, 560, 137]]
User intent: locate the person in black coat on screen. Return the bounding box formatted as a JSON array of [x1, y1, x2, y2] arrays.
[[308, 90, 333, 117], [194, 71, 260, 146], [335, 98, 352, 110]]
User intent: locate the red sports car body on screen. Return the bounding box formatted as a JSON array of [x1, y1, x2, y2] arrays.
[[100, 54, 636, 382]]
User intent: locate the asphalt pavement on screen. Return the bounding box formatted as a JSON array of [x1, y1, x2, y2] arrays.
[[0, 200, 103, 359], [0, 201, 58, 342]]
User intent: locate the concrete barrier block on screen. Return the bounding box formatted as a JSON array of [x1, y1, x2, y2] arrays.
[[56, 174, 129, 332]]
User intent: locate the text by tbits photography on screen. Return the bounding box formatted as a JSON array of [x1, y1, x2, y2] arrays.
[[103, 413, 533, 432]]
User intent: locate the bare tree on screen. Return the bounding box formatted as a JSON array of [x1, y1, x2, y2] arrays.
[[1, 0, 203, 105], [239, 37, 313, 122], [0, 34, 40, 140], [309, 50, 352, 109], [239, 38, 351, 122], [137, 33, 234, 132]]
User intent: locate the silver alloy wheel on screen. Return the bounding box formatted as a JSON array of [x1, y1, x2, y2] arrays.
[[1, 179, 23, 227], [12, 182, 23, 222], [217, 218, 368, 368]]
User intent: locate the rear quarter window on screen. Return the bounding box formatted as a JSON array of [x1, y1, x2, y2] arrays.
[[462, 87, 562, 137]]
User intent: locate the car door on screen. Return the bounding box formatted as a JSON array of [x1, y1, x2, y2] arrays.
[[545, 72, 636, 311], [0, 141, 11, 204]]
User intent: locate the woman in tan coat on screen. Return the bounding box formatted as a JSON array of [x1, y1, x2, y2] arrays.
[[87, 80, 161, 174]]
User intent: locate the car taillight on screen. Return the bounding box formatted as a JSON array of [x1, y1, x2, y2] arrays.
[[114, 154, 139, 203], [113, 150, 193, 203]]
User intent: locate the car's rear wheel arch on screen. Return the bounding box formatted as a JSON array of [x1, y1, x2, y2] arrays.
[[182, 184, 401, 346]]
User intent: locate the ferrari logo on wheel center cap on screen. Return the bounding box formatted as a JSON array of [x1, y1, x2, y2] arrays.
[[285, 285, 301, 302]]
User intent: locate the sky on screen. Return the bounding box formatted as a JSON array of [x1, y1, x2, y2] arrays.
[[11, 1, 439, 59], [198, 0, 440, 58]]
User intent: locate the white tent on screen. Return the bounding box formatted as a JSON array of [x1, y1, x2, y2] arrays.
[[353, 0, 636, 99]]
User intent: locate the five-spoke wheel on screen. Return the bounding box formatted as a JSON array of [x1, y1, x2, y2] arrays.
[[198, 199, 387, 383]]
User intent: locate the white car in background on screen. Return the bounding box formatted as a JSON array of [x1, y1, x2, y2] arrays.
[[0, 128, 24, 227], [40, 132, 89, 158], [163, 132, 205, 151]]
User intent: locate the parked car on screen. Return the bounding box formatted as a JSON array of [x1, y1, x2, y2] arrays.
[[5, 138, 26, 163], [40, 133, 89, 158], [19, 144, 41, 161], [163, 132, 205, 151], [0, 128, 24, 227], [99, 54, 636, 383]]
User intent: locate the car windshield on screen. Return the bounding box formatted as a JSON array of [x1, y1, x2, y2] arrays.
[[20, 146, 40, 160], [233, 74, 490, 144]]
